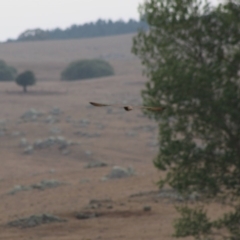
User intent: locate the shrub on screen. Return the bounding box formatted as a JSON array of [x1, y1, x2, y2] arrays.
[[15, 70, 36, 92], [0, 60, 17, 81], [61, 59, 114, 81]]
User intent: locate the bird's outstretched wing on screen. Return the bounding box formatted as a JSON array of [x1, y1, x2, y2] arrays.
[[89, 102, 111, 107], [89, 102, 165, 112]]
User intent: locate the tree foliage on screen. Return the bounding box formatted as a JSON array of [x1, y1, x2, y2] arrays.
[[132, 0, 240, 239], [61, 59, 114, 81], [0, 60, 17, 81], [15, 70, 36, 92]]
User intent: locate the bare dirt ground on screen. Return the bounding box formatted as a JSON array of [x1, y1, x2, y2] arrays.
[[0, 34, 226, 240]]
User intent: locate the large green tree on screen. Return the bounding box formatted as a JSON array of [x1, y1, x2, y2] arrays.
[[132, 0, 240, 239]]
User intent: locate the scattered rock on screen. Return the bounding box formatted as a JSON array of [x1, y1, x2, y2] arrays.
[[46, 136, 56, 144], [34, 139, 44, 148], [8, 185, 31, 195], [74, 131, 101, 138], [23, 145, 34, 154], [55, 136, 66, 144], [126, 131, 138, 137], [31, 179, 65, 190], [75, 212, 98, 220], [104, 166, 135, 180], [8, 179, 65, 195], [0, 120, 7, 134], [79, 119, 90, 127], [45, 115, 58, 124], [80, 179, 90, 183], [157, 188, 200, 202], [188, 191, 201, 201], [65, 116, 72, 123], [8, 213, 66, 228], [107, 108, 113, 114], [49, 127, 62, 134], [0, 131, 5, 137], [19, 138, 28, 147], [50, 107, 62, 115], [157, 189, 184, 201], [134, 125, 157, 132], [16, 120, 22, 124], [97, 124, 105, 130], [87, 199, 113, 209], [74, 131, 88, 137], [85, 150, 92, 156], [21, 109, 43, 121], [85, 161, 108, 169], [0, 119, 6, 127], [61, 149, 70, 155], [33, 136, 72, 150], [143, 206, 151, 211], [76, 199, 128, 221], [49, 169, 55, 174], [11, 131, 24, 137], [129, 191, 158, 198], [147, 140, 158, 147], [92, 133, 101, 137]]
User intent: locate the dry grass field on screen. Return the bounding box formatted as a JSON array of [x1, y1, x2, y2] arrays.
[[0, 33, 227, 240]]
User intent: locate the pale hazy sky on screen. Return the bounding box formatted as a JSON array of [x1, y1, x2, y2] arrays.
[[0, 0, 143, 41], [1, 0, 220, 42]]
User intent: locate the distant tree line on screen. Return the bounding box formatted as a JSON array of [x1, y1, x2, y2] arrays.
[[7, 19, 148, 42]]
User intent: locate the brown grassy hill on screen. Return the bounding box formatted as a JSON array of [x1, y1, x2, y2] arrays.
[[0, 34, 227, 240], [0, 33, 142, 81]]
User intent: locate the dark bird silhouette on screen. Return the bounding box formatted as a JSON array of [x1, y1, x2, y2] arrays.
[[89, 102, 165, 112]]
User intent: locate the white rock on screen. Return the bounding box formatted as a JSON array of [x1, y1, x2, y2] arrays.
[[105, 166, 135, 179], [23, 145, 34, 154], [19, 138, 28, 147]]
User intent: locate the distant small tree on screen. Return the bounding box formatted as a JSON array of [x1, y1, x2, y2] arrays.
[[0, 60, 17, 81], [15, 71, 36, 92], [61, 59, 114, 81]]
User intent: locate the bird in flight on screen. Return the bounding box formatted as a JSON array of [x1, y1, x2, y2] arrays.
[[89, 102, 165, 112]]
